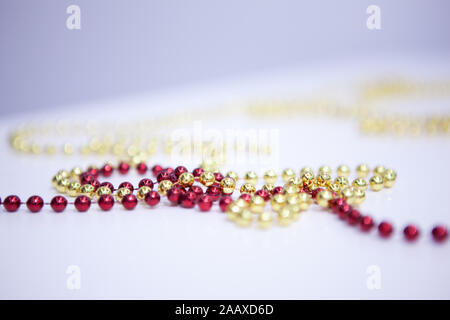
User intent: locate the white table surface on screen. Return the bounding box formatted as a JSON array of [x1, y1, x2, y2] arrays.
[[0, 56, 449, 299]]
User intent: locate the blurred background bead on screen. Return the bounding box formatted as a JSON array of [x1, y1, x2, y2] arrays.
[[336, 164, 350, 177], [178, 172, 195, 187], [278, 207, 293, 226], [250, 195, 265, 213], [236, 209, 253, 227], [199, 171, 215, 186], [316, 190, 333, 207], [356, 164, 370, 178], [283, 183, 299, 194], [341, 187, 355, 204], [300, 167, 314, 177], [158, 180, 173, 196], [281, 168, 295, 182], [369, 175, 384, 191], [235, 198, 249, 208], [240, 183, 256, 194], [262, 183, 275, 194], [287, 176, 303, 187], [352, 178, 368, 190], [226, 202, 243, 221], [353, 188, 366, 205], [244, 171, 258, 185], [318, 165, 332, 176], [226, 171, 239, 182], [263, 170, 277, 184], [115, 187, 131, 201], [373, 165, 386, 176], [271, 193, 286, 212], [297, 193, 311, 211], [258, 211, 272, 229], [334, 176, 349, 188], [220, 177, 235, 194], [383, 169, 397, 188], [70, 167, 83, 178]]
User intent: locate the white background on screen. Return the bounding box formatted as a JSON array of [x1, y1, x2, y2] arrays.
[[0, 58, 449, 299]]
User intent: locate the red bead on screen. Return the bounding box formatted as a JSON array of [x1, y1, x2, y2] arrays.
[[122, 194, 138, 210], [74, 196, 91, 212], [157, 170, 171, 183], [100, 182, 114, 193], [87, 167, 99, 179], [206, 185, 221, 201], [255, 189, 270, 201], [145, 191, 160, 206], [138, 178, 154, 189], [240, 193, 252, 203], [214, 172, 224, 182], [360, 216, 374, 231], [347, 209, 361, 225], [338, 203, 351, 219], [50, 196, 67, 212], [151, 164, 163, 177], [169, 173, 178, 183], [118, 162, 130, 174], [312, 188, 324, 199], [91, 179, 100, 191], [3, 195, 21, 212], [189, 186, 203, 199], [118, 181, 134, 192], [432, 225, 448, 242], [378, 221, 393, 238], [80, 173, 95, 185], [174, 166, 188, 178], [272, 186, 284, 195], [197, 194, 213, 211], [26, 195, 44, 213], [98, 195, 114, 211], [101, 163, 114, 177], [167, 186, 185, 204], [136, 162, 148, 175], [181, 191, 197, 208], [219, 196, 233, 212], [331, 198, 345, 214], [192, 167, 204, 178], [165, 167, 174, 175], [404, 225, 420, 241]]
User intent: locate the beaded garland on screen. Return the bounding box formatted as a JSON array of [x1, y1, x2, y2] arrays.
[[1, 161, 447, 244]]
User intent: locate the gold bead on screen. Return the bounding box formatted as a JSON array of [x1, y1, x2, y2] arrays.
[[158, 180, 173, 196], [337, 164, 350, 177], [278, 206, 293, 226], [328, 183, 341, 193], [70, 167, 83, 178], [287, 176, 303, 187], [286, 193, 299, 206], [281, 168, 295, 182], [316, 190, 333, 207], [369, 175, 384, 191], [137, 186, 152, 200], [226, 202, 242, 221], [316, 174, 331, 187], [271, 193, 286, 212], [52, 174, 62, 188], [263, 170, 277, 184], [356, 164, 370, 178], [236, 209, 253, 227], [226, 171, 239, 182], [334, 176, 349, 188], [115, 187, 131, 201], [352, 178, 368, 191], [56, 178, 70, 193], [258, 211, 272, 229], [96, 185, 112, 198], [297, 192, 311, 211], [341, 187, 355, 204], [56, 170, 70, 179], [262, 183, 275, 194], [383, 169, 397, 188], [79, 184, 95, 198], [300, 167, 314, 176], [235, 198, 249, 209], [244, 171, 258, 185], [178, 172, 195, 187], [250, 195, 265, 213], [318, 165, 332, 176], [301, 171, 315, 183], [200, 171, 215, 187], [240, 183, 256, 194], [283, 183, 299, 194], [67, 181, 81, 197], [353, 188, 366, 205], [373, 165, 386, 176], [220, 177, 236, 194]]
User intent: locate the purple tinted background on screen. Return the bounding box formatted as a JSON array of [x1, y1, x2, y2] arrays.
[[0, 0, 449, 115]]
